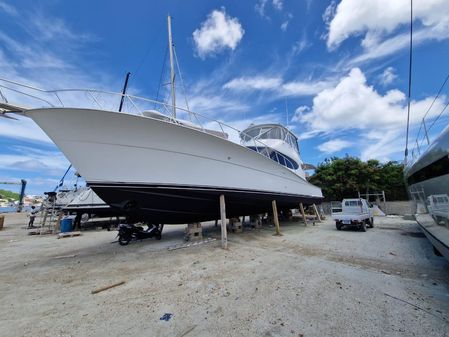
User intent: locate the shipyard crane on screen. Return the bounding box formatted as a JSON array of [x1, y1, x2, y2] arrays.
[[0, 180, 27, 212]]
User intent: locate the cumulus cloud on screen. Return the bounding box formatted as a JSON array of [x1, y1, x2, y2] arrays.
[[193, 8, 244, 58], [378, 67, 397, 86], [317, 139, 352, 154], [295, 67, 447, 160], [325, 0, 449, 50], [299, 68, 445, 132]]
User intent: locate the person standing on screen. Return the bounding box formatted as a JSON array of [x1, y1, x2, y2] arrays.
[[28, 206, 38, 228]]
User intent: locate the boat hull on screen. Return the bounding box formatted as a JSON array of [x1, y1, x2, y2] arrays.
[[26, 108, 323, 223], [90, 182, 321, 223], [405, 127, 449, 261]]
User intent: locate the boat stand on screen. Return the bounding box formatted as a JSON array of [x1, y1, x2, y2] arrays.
[[272, 200, 282, 236], [219, 195, 228, 249]]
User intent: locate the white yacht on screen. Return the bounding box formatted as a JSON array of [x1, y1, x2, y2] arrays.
[[405, 125, 449, 260], [0, 16, 322, 224]]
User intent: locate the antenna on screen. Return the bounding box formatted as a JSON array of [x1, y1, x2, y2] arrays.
[[404, 0, 413, 166], [285, 98, 289, 128]]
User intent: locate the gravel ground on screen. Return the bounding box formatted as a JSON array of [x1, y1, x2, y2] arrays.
[[0, 213, 448, 337]]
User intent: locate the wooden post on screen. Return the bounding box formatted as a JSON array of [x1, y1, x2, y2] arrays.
[[299, 203, 308, 226], [272, 200, 282, 235], [312, 204, 321, 223], [219, 194, 228, 249], [54, 211, 63, 233]]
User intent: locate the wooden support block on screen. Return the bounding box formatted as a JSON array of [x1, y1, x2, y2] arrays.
[[312, 204, 322, 223], [219, 194, 228, 249], [54, 212, 63, 233], [57, 231, 81, 239], [272, 200, 282, 236], [299, 203, 308, 226], [185, 223, 203, 241], [229, 218, 242, 233], [250, 215, 262, 229]]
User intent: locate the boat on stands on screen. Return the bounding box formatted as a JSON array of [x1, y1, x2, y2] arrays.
[[0, 16, 322, 224], [404, 125, 449, 261]]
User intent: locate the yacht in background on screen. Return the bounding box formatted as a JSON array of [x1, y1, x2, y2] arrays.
[[404, 125, 449, 261]]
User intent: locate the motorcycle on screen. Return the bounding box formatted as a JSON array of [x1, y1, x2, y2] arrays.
[[117, 223, 162, 245]]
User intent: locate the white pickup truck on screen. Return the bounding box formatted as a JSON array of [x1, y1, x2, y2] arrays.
[[331, 198, 374, 232]]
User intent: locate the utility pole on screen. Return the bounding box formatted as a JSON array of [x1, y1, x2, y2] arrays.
[[167, 15, 176, 118]]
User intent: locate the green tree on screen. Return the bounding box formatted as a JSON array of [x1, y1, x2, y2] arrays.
[[308, 156, 407, 201], [0, 189, 20, 201]]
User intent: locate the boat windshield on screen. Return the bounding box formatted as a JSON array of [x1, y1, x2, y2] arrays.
[[241, 125, 300, 153]]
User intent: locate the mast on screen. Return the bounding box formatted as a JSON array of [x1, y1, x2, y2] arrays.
[[167, 15, 176, 118]]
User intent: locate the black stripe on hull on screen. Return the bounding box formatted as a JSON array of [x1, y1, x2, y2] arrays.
[[89, 183, 322, 224]]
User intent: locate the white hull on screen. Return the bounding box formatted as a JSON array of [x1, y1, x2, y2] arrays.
[[27, 108, 322, 223], [405, 127, 449, 261]]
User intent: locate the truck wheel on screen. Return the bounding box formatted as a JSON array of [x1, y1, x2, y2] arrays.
[[360, 222, 367, 232], [336, 221, 342, 230]]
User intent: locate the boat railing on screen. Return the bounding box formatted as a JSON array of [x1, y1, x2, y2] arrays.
[[0, 77, 299, 171], [409, 96, 449, 166]]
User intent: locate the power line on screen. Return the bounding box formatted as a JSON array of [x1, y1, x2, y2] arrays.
[[404, 0, 413, 164]]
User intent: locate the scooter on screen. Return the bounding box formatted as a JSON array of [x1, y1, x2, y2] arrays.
[[117, 223, 162, 245]]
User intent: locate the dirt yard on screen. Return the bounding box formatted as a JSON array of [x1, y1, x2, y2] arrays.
[[0, 213, 448, 337]]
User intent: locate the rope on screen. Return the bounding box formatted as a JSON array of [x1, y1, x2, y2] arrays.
[[174, 47, 191, 113]]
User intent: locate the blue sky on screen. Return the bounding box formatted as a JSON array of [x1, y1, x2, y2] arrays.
[[1, 0, 449, 195]]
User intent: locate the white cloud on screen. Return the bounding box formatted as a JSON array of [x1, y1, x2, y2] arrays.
[[0, 1, 17, 16], [280, 21, 289, 31], [281, 13, 293, 32], [281, 80, 333, 96], [291, 33, 310, 55], [272, 0, 283, 11], [255, 0, 284, 18], [223, 76, 282, 91], [291, 106, 309, 122], [349, 23, 449, 65], [0, 115, 52, 143], [317, 139, 352, 154], [193, 8, 244, 58], [223, 75, 334, 97], [188, 94, 249, 116], [326, 0, 449, 49], [299, 68, 446, 132], [295, 67, 447, 160], [0, 147, 69, 174], [255, 0, 269, 18], [379, 67, 397, 86]]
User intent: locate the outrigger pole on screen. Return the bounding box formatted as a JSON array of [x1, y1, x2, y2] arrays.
[[119, 72, 131, 112]]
